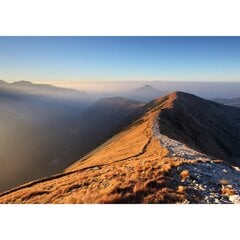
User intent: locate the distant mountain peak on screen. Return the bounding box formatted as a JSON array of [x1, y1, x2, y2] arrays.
[[144, 84, 152, 87], [120, 84, 165, 102], [140, 84, 156, 90], [12, 80, 34, 86], [0, 79, 7, 85]]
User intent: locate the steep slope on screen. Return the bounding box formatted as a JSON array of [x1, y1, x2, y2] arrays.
[[157, 92, 240, 166], [1, 92, 240, 203], [66, 97, 144, 162], [0, 93, 142, 193]]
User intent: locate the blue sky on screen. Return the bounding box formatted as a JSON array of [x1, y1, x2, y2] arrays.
[[0, 36, 240, 83]]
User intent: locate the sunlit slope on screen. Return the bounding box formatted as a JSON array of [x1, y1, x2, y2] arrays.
[[1, 92, 240, 203], [0, 95, 184, 203]]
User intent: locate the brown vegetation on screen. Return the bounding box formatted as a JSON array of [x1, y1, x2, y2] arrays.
[[0, 95, 188, 203], [1, 92, 240, 203], [221, 186, 235, 197], [180, 170, 190, 182]]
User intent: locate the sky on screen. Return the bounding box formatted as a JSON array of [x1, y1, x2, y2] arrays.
[[0, 36, 240, 84]]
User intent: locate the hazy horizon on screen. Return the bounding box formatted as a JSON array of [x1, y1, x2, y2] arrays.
[[2, 78, 240, 99], [1, 36, 240, 98]]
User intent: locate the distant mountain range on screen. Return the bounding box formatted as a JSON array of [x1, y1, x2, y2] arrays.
[[91, 84, 166, 102], [0, 80, 95, 192], [213, 97, 240, 108], [0, 83, 144, 192], [0, 79, 92, 100]]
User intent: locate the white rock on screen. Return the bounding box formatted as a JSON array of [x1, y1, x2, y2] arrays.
[[229, 195, 240, 204], [152, 117, 211, 161], [182, 199, 190, 204], [233, 166, 240, 172]]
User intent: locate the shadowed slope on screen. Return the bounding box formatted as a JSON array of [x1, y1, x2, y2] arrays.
[[158, 92, 240, 166]]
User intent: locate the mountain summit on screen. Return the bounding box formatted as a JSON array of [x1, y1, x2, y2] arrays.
[[140, 84, 156, 90], [122, 84, 165, 102], [1, 92, 240, 203], [12, 80, 34, 86]]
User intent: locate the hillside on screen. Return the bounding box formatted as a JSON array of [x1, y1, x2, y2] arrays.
[[158, 92, 240, 166], [0, 85, 93, 192], [1, 92, 240, 203], [66, 97, 144, 162], [0, 93, 142, 193]]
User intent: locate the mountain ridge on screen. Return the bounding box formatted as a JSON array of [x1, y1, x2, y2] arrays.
[[157, 91, 240, 166], [0, 79, 92, 100], [1, 92, 240, 203]]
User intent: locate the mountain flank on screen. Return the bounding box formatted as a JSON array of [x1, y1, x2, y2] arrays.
[[1, 92, 240, 203], [158, 92, 240, 166]]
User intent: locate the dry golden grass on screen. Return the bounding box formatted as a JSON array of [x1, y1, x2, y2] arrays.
[[221, 186, 235, 197], [180, 170, 190, 182], [0, 96, 200, 204], [177, 185, 186, 194]]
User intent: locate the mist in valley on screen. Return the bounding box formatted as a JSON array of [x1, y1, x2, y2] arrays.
[[0, 80, 94, 192], [0, 80, 144, 192]]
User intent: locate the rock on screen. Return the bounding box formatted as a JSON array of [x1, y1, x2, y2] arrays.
[[229, 195, 240, 204], [91, 166, 101, 170], [182, 199, 190, 204], [233, 166, 240, 172]]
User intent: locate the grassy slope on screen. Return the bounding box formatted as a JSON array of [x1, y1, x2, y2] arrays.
[[0, 95, 189, 203], [2, 92, 239, 203]]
